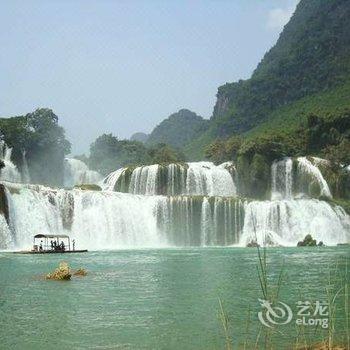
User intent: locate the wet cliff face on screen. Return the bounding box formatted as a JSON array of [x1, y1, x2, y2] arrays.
[[0, 184, 9, 223], [236, 154, 271, 200]]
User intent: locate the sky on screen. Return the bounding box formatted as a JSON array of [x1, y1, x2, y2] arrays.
[[0, 0, 298, 155]]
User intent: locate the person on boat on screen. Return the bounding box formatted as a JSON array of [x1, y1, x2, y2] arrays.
[[39, 241, 43, 252], [60, 241, 65, 251], [72, 239, 75, 251], [50, 240, 54, 250]]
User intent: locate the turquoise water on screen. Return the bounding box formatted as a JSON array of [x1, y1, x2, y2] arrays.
[[0, 247, 349, 350]]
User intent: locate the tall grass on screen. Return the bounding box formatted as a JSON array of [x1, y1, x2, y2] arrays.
[[219, 297, 233, 350]]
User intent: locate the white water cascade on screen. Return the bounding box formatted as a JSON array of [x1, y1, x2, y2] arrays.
[[240, 199, 350, 247], [297, 157, 332, 198], [21, 150, 30, 183], [64, 158, 103, 188], [0, 181, 349, 250], [271, 157, 332, 200], [271, 158, 293, 200], [102, 161, 236, 197], [0, 141, 21, 183], [186, 162, 236, 196], [129, 164, 160, 195], [0, 155, 349, 250]]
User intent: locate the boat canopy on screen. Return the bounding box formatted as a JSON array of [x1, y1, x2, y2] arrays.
[[34, 234, 70, 239]]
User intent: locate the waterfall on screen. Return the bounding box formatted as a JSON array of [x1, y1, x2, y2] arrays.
[[0, 141, 21, 183], [1, 183, 162, 250], [296, 157, 332, 198], [0, 155, 349, 250], [271, 158, 293, 200], [271, 157, 332, 199], [1, 182, 348, 250], [201, 197, 212, 246], [70, 191, 162, 249], [129, 164, 159, 195], [240, 199, 350, 247], [21, 150, 30, 183], [102, 161, 236, 197], [156, 196, 244, 246], [185, 162, 236, 196], [167, 163, 186, 196], [64, 158, 102, 188], [103, 168, 126, 191]]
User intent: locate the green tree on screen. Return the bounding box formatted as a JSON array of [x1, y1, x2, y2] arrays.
[[323, 139, 350, 168], [89, 134, 151, 175], [0, 108, 71, 186], [148, 144, 185, 164]]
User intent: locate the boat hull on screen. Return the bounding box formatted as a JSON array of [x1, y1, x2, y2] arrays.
[[13, 250, 88, 254]]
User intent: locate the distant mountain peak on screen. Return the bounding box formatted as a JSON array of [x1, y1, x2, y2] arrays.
[[147, 109, 209, 148]]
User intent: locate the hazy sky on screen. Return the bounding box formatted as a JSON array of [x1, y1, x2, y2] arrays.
[[1, 0, 298, 154]]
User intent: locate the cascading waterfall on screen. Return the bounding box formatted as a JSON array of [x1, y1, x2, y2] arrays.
[[64, 158, 102, 188], [271, 158, 293, 200], [129, 164, 160, 195], [71, 191, 162, 249], [271, 157, 332, 200], [21, 150, 30, 183], [0, 141, 21, 183], [296, 157, 332, 198], [185, 162, 236, 196], [0, 181, 349, 250], [240, 199, 350, 247], [102, 161, 236, 197], [103, 168, 125, 191], [156, 196, 245, 246], [0, 156, 349, 250]]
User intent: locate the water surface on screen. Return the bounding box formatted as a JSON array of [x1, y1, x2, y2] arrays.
[[0, 247, 349, 349]]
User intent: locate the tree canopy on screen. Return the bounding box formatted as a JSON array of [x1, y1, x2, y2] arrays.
[[0, 108, 71, 186], [88, 134, 186, 175]]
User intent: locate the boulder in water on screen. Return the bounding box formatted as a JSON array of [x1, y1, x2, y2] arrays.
[[297, 234, 317, 247], [46, 262, 71, 280], [247, 239, 260, 248], [74, 184, 102, 191]]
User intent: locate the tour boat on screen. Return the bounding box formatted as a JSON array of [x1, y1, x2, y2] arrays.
[[14, 234, 88, 254]]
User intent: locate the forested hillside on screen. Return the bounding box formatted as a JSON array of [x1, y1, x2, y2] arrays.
[[185, 0, 350, 160], [146, 109, 209, 149]]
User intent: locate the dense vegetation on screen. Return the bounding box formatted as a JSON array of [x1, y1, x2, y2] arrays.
[[205, 110, 350, 166], [147, 109, 209, 149], [211, 0, 350, 134], [88, 133, 185, 176], [204, 110, 350, 200], [0, 108, 71, 186], [182, 0, 350, 162]]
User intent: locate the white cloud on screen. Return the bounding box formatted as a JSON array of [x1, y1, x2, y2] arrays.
[[267, 1, 299, 30]]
